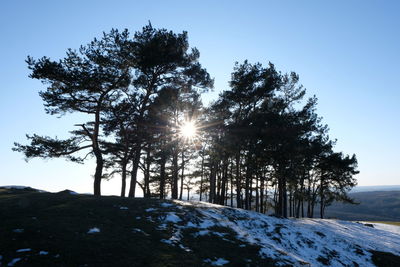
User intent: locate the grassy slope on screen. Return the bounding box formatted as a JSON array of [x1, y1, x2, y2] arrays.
[[1, 187, 399, 267], [0, 188, 276, 267]]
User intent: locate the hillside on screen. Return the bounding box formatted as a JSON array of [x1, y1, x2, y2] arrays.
[[322, 191, 400, 221], [0, 187, 399, 266]]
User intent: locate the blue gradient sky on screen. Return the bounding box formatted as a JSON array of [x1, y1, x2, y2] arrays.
[[1, 0, 399, 194]]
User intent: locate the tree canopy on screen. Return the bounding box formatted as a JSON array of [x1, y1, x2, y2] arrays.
[[14, 24, 358, 218]]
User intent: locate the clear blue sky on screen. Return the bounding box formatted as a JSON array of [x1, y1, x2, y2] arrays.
[[1, 0, 399, 194]]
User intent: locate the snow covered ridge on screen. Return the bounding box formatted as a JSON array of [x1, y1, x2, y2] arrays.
[[146, 200, 400, 267]]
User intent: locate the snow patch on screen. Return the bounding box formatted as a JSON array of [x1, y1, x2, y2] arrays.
[[157, 223, 167, 230], [161, 239, 173, 245], [39, 251, 49, 255], [363, 222, 400, 235], [132, 228, 149, 236], [160, 202, 175, 208], [145, 208, 157, 212], [198, 219, 216, 228], [119, 206, 129, 210], [7, 258, 21, 266], [178, 200, 400, 267], [186, 221, 197, 228], [204, 258, 230, 266], [16, 248, 31, 253], [87, 227, 100, 234], [163, 212, 182, 223]]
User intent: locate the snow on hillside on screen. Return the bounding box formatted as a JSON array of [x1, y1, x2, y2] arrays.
[[361, 222, 400, 235], [147, 200, 400, 266]]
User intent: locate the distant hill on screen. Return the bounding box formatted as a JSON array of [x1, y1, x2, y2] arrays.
[[1, 187, 400, 266], [321, 191, 400, 221], [351, 186, 400, 193]]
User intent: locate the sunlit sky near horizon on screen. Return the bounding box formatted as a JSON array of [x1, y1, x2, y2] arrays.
[[0, 0, 399, 195]]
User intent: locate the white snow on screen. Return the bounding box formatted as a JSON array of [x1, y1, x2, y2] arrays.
[[161, 239, 174, 245], [160, 227, 192, 252], [192, 230, 227, 237], [160, 202, 175, 208], [157, 223, 167, 230], [132, 228, 149, 236], [163, 212, 182, 223], [145, 208, 157, 212], [16, 248, 31, 253], [167, 200, 400, 267], [7, 258, 21, 266], [39, 251, 49, 255], [119, 206, 129, 210], [146, 216, 155, 222], [87, 227, 100, 234], [204, 258, 230, 266], [361, 222, 400, 235], [179, 244, 192, 252]]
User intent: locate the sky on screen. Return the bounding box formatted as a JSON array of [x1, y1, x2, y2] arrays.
[[0, 0, 399, 195]]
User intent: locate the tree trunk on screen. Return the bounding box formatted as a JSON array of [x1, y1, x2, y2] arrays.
[[220, 160, 228, 205], [179, 150, 185, 200], [235, 153, 242, 208], [230, 162, 234, 207], [283, 176, 288, 218], [128, 148, 141, 197], [244, 164, 252, 210], [92, 100, 104, 196], [320, 179, 325, 219], [144, 149, 151, 198], [159, 154, 166, 199], [199, 153, 204, 202], [260, 171, 265, 213], [171, 149, 179, 199], [289, 189, 292, 217], [120, 160, 128, 197], [209, 161, 216, 203], [93, 150, 103, 196], [296, 176, 305, 218], [255, 175, 259, 212]]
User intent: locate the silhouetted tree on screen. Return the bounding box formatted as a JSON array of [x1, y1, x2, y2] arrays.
[[13, 29, 132, 196]]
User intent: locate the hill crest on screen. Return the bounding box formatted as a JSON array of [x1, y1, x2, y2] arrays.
[[0, 187, 399, 266]]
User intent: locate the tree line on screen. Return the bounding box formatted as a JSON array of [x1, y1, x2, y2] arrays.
[[14, 24, 358, 218]]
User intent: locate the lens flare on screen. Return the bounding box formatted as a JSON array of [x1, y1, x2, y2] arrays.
[[180, 121, 196, 139]]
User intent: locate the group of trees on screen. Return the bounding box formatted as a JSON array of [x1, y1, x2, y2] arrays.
[[200, 62, 358, 218], [14, 24, 358, 218]]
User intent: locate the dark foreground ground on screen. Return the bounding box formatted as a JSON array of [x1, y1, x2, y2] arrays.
[[0, 187, 399, 267]]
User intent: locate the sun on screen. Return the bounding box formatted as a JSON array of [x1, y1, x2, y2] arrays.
[[180, 120, 197, 139]]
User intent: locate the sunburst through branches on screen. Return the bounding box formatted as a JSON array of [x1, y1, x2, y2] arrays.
[[179, 120, 197, 141]]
